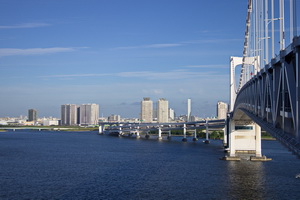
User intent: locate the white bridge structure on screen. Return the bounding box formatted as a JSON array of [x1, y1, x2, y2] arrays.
[[99, 119, 225, 143], [226, 0, 300, 160]]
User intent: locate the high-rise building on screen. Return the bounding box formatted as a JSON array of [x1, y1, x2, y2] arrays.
[[169, 108, 175, 121], [140, 97, 153, 123], [108, 114, 121, 122], [28, 109, 37, 121], [157, 98, 169, 123], [187, 98, 191, 122], [61, 104, 78, 126], [79, 104, 99, 126], [217, 101, 228, 119]]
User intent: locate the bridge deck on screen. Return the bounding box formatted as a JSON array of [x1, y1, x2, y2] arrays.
[[240, 108, 300, 155]]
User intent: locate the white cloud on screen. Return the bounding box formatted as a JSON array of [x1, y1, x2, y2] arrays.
[[182, 39, 242, 44], [0, 22, 50, 29], [142, 89, 164, 95], [153, 89, 163, 95], [113, 43, 183, 50], [0, 47, 87, 57], [117, 69, 223, 80], [184, 64, 228, 68], [41, 69, 227, 80], [113, 38, 241, 51], [42, 73, 112, 78], [145, 43, 183, 48]]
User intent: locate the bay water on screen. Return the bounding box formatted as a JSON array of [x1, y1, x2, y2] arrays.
[[0, 131, 299, 200]]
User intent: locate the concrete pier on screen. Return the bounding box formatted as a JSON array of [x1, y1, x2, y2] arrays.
[[145, 132, 150, 139], [182, 124, 187, 142], [158, 127, 162, 140], [192, 129, 198, 141], [223, 120, 271, 161], [136, 131, 140, 139], [98, 125, 104, 134], [119, 125, 123, 136], [204, 120, 210, 144], [167, 130, 172, 140]]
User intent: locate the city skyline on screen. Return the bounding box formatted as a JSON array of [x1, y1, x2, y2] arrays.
[[0, 0, 251, 118]]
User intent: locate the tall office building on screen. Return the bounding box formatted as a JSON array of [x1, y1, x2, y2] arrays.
[[187, 98, 191, 122], [61, 104, 78, 126], [169, 108, 175, 121], [79, 104, 99, 126], [28, 109, 37, 121], [157, 98, 169, 123], [217, 101, 228, 119], [140, 97, 153, 123]]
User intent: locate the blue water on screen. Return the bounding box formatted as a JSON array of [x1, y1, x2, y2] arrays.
[[0, 131, 299, 200]]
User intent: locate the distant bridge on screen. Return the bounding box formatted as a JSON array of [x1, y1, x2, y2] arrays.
[[1, 127, 77, 131], [99, 119, 225, 142], [226, 0, 300, 160]]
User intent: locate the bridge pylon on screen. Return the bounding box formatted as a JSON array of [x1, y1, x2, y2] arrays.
[[230, 56, 259, 110], [224, 55, 271, 161]]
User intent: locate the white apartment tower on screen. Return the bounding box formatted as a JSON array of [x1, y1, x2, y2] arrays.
[[157, 98, 169, 123], [217, 101, 228, 119], [141, 97, 153, 123], [169, 108, 175, 121], [61, 104, 77, 126], [187, 98, 191, 122], [79, 103, 99, 126]]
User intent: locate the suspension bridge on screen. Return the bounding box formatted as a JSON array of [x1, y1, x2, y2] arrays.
[[225, 0, 300, 160]]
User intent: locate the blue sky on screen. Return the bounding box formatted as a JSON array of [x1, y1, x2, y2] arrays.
[[0, 0, 250, 118]]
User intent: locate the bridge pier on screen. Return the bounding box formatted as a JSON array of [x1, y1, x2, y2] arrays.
[[182, 124, 187, 142], [192, 129, 198, 141], [136, 127, 140, 138], [167, 130, 172, 140], [119, 124, 123, 136], [204, 120, 210, 144], [254, 124, 262, 157], [223, 117, 229, 147], [145, 131, 150, 139], [136, 131, 140, 138], [98, 125, 103, 134], [223, 119, 271, 161], [297, 46, 300, 143], [158, 127, 162, 140]]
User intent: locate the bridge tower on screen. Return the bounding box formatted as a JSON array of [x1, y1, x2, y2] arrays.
[[225, 56, 267, 160]]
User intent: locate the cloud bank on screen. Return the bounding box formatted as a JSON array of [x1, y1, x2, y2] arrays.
[[0, 47, 86, 57], [41, 69, 226, 80], [0, 22, 50, 29]]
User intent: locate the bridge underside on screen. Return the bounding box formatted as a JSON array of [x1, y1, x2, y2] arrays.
[[231, 109, 252, 125], [237, 108, 300, 155]]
